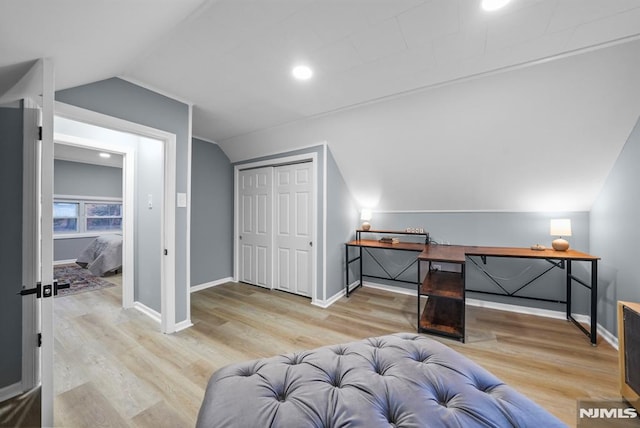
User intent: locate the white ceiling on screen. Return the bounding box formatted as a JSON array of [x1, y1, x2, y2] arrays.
[[54, 143, 123, 168], [2, 0, 640, 211], [1, 0, 640, 143]]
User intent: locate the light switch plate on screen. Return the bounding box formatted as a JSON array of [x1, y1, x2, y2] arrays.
[[177, 193, 187, 207]]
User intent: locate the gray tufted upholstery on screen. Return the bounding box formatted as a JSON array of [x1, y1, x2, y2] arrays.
[[196, 333, 564, 427]]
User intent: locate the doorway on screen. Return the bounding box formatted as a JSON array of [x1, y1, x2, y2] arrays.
[[53, 103, 177, 332]]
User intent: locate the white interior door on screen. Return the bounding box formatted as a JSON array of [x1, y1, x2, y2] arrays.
[[0, 59, 54, 427], [239, 167, 272, 288], [274, 162, 313, 297]]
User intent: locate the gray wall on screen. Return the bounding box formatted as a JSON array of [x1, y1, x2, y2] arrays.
[[53, 159, 122, 262], [234, 145, 326, 300], [54, 237, 97, 263], [56, 78, 191, 323], [54, 159, 122, 198], [326, 148, 359, 299], [135, 138, 163, 311], [591, 115, 640, 337], [0, 105, 23, 389], [191, 138, 233, 286], [361, 211, 591, 314]]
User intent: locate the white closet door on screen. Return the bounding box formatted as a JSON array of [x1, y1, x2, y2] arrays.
[[274, 163, 313, 296], [239, 167, 272, 288]]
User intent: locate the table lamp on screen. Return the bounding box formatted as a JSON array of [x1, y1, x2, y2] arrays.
[[360, 209, 372, 231], [550, 219, 571, 251]]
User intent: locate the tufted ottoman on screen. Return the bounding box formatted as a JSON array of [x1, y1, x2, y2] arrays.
[[196, 333, 564, 427]]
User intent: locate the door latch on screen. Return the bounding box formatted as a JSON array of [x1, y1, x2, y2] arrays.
[[19, 282, 41, 298]]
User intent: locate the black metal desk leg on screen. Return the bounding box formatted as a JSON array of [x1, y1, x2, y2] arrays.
[[345, 244, 350, 297], [591, 260, 598, 345], [359, 246, 363, 290], [566, 260, 572, 320], [417, 259, 421, 332]]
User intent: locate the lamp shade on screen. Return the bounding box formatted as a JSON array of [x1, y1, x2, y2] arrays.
[[550, 219, 572, 237], [360, 209, 372, 231], [360, 209, 372, 222]]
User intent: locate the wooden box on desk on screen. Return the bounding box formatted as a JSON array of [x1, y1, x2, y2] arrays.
[[618, 301, 640, 412]]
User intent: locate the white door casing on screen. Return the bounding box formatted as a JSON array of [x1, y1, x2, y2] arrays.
[[54, 102, 178, 333], [239, 167, 273, 288], [274, 163, 313, 297]]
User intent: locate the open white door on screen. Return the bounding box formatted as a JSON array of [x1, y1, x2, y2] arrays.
[[0, 59, 55, 427]]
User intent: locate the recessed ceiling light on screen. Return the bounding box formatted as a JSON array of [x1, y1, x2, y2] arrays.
[[292, 65, 313, 81], [99, 152, 111, 158], [481, 0, 511, 11]]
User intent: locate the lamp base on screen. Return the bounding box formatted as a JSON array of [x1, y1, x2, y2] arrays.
[[551, 238, 569, 251], [361, 222, 371, 231]]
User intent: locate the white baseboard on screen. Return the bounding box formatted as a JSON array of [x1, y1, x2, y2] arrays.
[[466, 298, 568, 320], [174, 319, 193, 332], [599, 324, 618, 350], [54, 259, 76, 266], [190, 277, 233, 293], [312, 281, 359, 308], [312, 288, 345, 309], [363, 281, 415, 296], [133, 302, 161, 324], [0, 381, 23, 402]]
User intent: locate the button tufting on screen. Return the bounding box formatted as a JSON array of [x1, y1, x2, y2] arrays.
[[286, 355, 302, 365]]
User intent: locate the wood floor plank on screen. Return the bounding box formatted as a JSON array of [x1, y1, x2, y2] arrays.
[[55, 382, 129, 428], [55, 279, 619, 427]]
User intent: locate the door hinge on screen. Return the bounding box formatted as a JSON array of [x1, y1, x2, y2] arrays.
[[164, 249, 168, 255], [38, 126, 42, 141], [37, 333, 42, 348]]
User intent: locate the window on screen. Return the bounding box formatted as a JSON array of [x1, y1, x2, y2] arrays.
[[53, 198, 122, 236], [85, 203, 122, 231], [53, 202, 79, 233]]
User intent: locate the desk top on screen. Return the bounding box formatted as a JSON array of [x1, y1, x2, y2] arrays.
[[348, 240, 599, 262], [346, 239, 427, 252], [419, 245, 599, 263]]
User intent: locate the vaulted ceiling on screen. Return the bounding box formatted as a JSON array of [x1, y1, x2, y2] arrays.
[[2, 0, 640, 211]]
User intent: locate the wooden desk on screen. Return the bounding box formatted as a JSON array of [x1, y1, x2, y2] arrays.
[[417, 245, 599, 344], [345, 240, 600, 345]]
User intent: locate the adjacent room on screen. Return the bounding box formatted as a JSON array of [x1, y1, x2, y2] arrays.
[[1, 0, 640, 427]]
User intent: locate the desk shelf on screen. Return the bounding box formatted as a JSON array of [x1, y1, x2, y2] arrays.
[[418, 260, 465, 342], [419, 298, 464, 338], [420, 270, 464, 300], [355, 229, 429, 244]]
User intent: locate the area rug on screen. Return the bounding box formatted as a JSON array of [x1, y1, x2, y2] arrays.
[[53, 264, 116, 297]]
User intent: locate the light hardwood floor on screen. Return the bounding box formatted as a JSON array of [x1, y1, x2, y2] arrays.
[[54, 280, 619, 427]]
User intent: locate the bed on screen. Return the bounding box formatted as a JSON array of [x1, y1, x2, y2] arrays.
[[75, 234, 123, 276], [196, 333, 564, 427]]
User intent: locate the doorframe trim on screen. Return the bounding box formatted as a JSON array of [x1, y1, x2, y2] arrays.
[[233, 152, 319, 304], [54, 102, 177, 333]]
